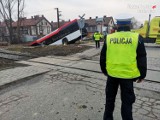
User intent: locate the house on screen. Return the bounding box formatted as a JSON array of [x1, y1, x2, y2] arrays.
[[85, 16, 115, 37], [0, 21, 9, 41], [0, 15, 53, 42], [12, 15, 53, 36], [85, 17, 97, 36], [0, 21, 8, 35]]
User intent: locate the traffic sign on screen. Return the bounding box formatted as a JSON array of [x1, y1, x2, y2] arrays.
[[78, 18, 85, 28], [78, 14, 85, 28]]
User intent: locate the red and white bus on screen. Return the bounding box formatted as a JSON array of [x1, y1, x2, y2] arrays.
[[29, 19, 87, 46]]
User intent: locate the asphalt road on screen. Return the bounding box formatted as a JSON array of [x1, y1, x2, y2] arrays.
[[0, 44, 160, 120], [0, 70, 106, 120]]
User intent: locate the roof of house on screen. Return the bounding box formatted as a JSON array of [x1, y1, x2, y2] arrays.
[[12, 15, 49, 27], [85, 16, 114, 26], [0, 16, 114, 29], [85, 19, 97, 26], [0, 15, 50, 28], [96, 17, 104, 22], [0, 22, 6, 27], [51, 16, 114, 29], [104, 17, 114, 25]]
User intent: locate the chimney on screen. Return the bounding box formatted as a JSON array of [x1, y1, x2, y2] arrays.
[[19, 17, 26, 21], [89, 17, 92, 19], [42, 15, 44, 17], [96, 16, 98, 19], [61, 20, 65, 23], [103, 15, 107, 18], [34, 15, 39, 19]]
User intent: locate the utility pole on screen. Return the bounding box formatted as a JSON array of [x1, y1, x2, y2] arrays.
[[146, 14, 151, 39], [55, 8, 61, 28]]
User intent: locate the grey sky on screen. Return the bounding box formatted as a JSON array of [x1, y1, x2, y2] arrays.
[[24, 0, 160, 23]]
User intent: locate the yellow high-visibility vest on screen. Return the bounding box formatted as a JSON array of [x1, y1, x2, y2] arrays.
[[106, 32, 140, 79], [94, 33, 101, 41]]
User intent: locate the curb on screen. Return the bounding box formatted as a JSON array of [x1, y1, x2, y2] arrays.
[[144, 43, 160, 48], [0, 71, 49, 90]]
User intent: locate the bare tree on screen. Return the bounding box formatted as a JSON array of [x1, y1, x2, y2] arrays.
[[0, 14, 3, 21], [0, 0, 16, 44], [0, 0, 25, 44], [16, 0, 25, 43]]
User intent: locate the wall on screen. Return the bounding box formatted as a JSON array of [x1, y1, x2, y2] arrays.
[[36, 19, 52, 35]]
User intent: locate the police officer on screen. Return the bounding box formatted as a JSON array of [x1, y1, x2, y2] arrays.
[[93, 31, 101, 48], [100, 15, 147, 120]]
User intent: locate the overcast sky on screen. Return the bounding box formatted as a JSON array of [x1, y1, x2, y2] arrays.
[[24, 0, 160, 23]]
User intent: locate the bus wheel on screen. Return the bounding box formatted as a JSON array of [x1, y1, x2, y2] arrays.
[[62, 38, 68, 45]]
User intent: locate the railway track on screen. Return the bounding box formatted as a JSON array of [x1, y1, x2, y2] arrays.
[[27, 59, 160, 83], [0, 51, 160, 84], [0, 51, 37, 60]]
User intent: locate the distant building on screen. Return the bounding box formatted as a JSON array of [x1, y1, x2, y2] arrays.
[[12, 15, 52, 36], [0, 15, 53, 42], [0, 21, 8, 35], [85, 16, 115, 38], [51, 16, 115, 38], [0, 21, 10, 41], [0, 15, 115, 42]]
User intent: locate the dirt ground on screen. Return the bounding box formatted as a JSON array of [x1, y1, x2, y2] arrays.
[[0, 43, 93, 70], [6, 43, 92, 56], [0, 58, 28, 71]]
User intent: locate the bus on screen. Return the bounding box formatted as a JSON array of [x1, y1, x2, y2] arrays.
[[29, 19, 87, 46]]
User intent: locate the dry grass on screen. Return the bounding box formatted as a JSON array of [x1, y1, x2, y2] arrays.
[[0, 43, 92, 70], [6, 44, 92, 56]]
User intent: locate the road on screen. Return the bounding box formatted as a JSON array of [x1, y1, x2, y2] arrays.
[[0, 43, 160, 120]]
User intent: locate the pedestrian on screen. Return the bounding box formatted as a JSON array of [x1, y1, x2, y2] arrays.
[[93, 31, 101, 48], [100, 15, 147, 120]]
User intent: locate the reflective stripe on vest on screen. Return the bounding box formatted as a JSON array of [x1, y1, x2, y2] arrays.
[[106, 32, 140, 79]]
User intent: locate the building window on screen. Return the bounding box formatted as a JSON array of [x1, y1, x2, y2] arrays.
[[90, 27, 92, 32], [87, 27, 90, 32], [47, 26, 50, 34], [39, 25, 42, 31], [20, 27, 28, 34]]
